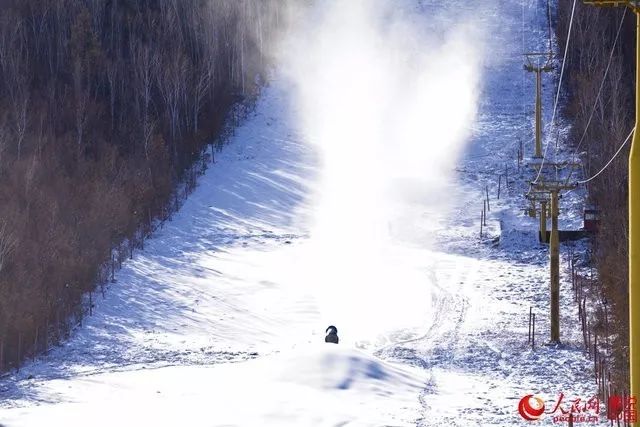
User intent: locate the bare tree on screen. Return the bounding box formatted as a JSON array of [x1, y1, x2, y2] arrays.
[[0, 221, 16, 274]]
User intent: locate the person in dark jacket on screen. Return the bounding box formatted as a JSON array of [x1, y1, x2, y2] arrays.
[[325, 325, 339, 344]]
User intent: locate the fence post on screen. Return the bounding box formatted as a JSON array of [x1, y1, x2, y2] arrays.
[[111, 254, 115, 284], [486, 186, 491, 211], [33, 326, 39, 360], [483, 201, 487, 227], [505, 164, 509, 189], [532, 313, 536, 349], [17, 333, 22, 372], [582, 298, 588, 350], [528, 307, 532, 343], [594, 335, 598, 380]]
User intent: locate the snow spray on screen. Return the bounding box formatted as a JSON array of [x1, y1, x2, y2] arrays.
[[278, 0, 485, 345]]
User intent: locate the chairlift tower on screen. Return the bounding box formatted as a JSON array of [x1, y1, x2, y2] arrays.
[[526, 161, 579, 244], [582, 1, 638, 415], [530, 181, 578, 343], [524, 53, 553, 158]]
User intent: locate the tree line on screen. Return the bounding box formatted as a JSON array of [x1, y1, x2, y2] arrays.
[[0, 0, 285, 371], [556, 2, 634, 393]]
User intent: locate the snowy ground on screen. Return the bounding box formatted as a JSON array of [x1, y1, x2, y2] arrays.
[[0, 1, 601, 426]]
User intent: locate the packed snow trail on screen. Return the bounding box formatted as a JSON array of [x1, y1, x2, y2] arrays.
[[0, 1, 598, 426]]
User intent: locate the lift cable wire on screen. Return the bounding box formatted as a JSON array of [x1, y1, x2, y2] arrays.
[[522, 0, 528, 146], [533, 0, 577, 185], [547, 0, 553, 55], [576, 127, 635, 184], [564, 7, 627, 185]]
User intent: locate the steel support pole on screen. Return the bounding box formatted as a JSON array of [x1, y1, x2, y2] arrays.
[[550, 190, 560, 343], [535, 69, 543, 158], [629, 9, 640, 419], [540, 200, 548, 243]]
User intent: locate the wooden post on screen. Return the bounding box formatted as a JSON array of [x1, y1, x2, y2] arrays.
[[605, 301, 610, 348], [529, 307, 533, 343], [579, 300, 583, 328], [532, 313, 536, 348], [594, 335, 598, 380], [486, 186, 491, 211], [498, 175, 502, 200], [33, 326, 39, 360], [483, 201, 487, 226], [582, 298, 588, 350], [17, 333, 22, 372], [111, 253, 115, 282], [45, 315, 49, 352], [480, 210, 484, 238], [505, 164, 509, 189]]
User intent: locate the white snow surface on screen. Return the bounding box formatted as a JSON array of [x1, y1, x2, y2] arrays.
[[1, 1, 601, 426]]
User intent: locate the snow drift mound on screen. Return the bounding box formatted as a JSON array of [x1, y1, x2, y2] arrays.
[[1, 346, 425, 427], [275, 345, 425, 393]]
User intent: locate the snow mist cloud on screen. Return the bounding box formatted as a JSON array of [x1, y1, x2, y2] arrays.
[[279, 0, 485, 345]]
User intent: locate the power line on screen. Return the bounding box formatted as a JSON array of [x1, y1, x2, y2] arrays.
[[533, 0, 577, 184], [577, 127, 634, 184]]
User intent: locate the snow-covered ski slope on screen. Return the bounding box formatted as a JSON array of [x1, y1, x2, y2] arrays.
[[1, 1, 599, 426]]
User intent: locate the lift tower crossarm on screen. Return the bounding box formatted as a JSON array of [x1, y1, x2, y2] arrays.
[[582, 1, 638, 416], [529, 182, 578, 192]]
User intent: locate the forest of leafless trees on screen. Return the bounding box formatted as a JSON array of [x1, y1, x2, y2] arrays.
[[556, 2, 634, 392], [0, 0, 285, 371]]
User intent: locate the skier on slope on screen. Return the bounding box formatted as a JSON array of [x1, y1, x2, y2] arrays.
[[325, 325, 339, 344]]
